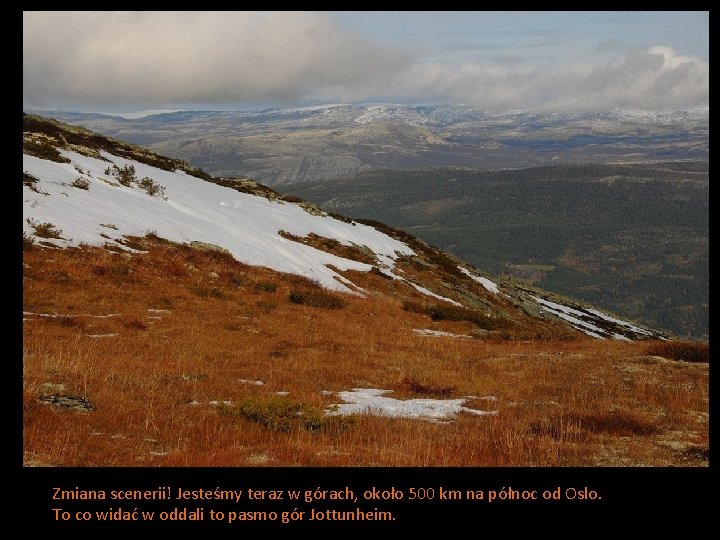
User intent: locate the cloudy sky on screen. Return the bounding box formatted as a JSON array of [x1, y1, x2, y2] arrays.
[[23, 11, 709, 114]]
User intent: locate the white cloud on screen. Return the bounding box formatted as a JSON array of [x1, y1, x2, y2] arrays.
[[23, 11, 708, 112], [373, 46, 708, 111]]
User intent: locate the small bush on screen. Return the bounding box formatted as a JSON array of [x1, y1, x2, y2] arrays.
[[189, 285, 228, 300], [682, 445, 709, 461], [402, 300, 505, 330], [401, 300, 426, 314], [117, 165, 136, 186], [529, 417, 586, 442], [70, 177, 90, 190], [185, 166, 213, 182], [23, 139, 70, 163], [328, 212, 355, 225], [227, 272, 247, 287], [428, 305, 460, 321], [288, 291, 304, 304], [255, 300, 278, 312], [106, 164, 137, 187], [27, 219, 63, 239], [433, 305, 501, 330], [23, 172, 40, 189], [220, 396, 355, 434], [138, 177, 166, 198], [59, 316, 85, 329], [47, 270, 73, 284], [531, 411, 657, 439], [150, 296, 174, 310], [401, 376, 456, 397], [163, 260, 187, 277], [118, 237, 146, 251], [254, 280, 278, 293], [289, 289, 346, 309], [645, 341, 709, 363], [122, 317, 147, 331], [23, 232, 35, 250], [109, 261, 133, 276], [575, 411, 658, 436]]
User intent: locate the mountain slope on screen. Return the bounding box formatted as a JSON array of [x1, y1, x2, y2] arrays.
[[23, 114, 664, 341], [287, 165, 709, 339], [23, 115, 708, 467]]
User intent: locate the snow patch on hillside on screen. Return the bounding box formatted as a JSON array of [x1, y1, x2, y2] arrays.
[[23, 150, 414, 293], [531, 295, 654, 340], [459, 267, 501, 294], [326, 388, 498, 420], [406, 282, 462, 306], [413, 329, 472, 339], [586, 308, 653, 337], [533, 296, 608, 338]]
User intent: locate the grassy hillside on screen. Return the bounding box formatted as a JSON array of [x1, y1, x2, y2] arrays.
[[287, 164, 709, 339], [23, 239, 708, 466]]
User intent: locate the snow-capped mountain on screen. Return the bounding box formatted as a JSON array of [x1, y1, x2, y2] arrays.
[[33, 103, 709, 129], [31, 104, 708, 186]]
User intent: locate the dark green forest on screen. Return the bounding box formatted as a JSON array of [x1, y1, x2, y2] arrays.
[[288, 162, 708, 339]]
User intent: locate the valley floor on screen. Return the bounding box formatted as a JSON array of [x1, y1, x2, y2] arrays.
[[23, 241, 708, 466]]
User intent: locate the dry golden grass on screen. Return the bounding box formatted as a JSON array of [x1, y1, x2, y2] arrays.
[[23, 239, 708, 466]]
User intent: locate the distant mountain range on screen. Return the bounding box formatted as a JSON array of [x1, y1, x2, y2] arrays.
[[30, 104, 708, 185]]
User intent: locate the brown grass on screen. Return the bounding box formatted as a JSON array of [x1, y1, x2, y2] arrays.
[[278, 230, 377, 264], [288, 288, 347, 309], [23, 240, 708, 466], [400, 376, 456, 397]]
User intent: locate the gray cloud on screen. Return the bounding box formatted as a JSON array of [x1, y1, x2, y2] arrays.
[[23, 12, 708, 112], [23, 11, 410, 108]]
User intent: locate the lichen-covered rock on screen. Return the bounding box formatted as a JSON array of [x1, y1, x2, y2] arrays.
[[189, 241, 232, 256], [38, 394, 95, 412]]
